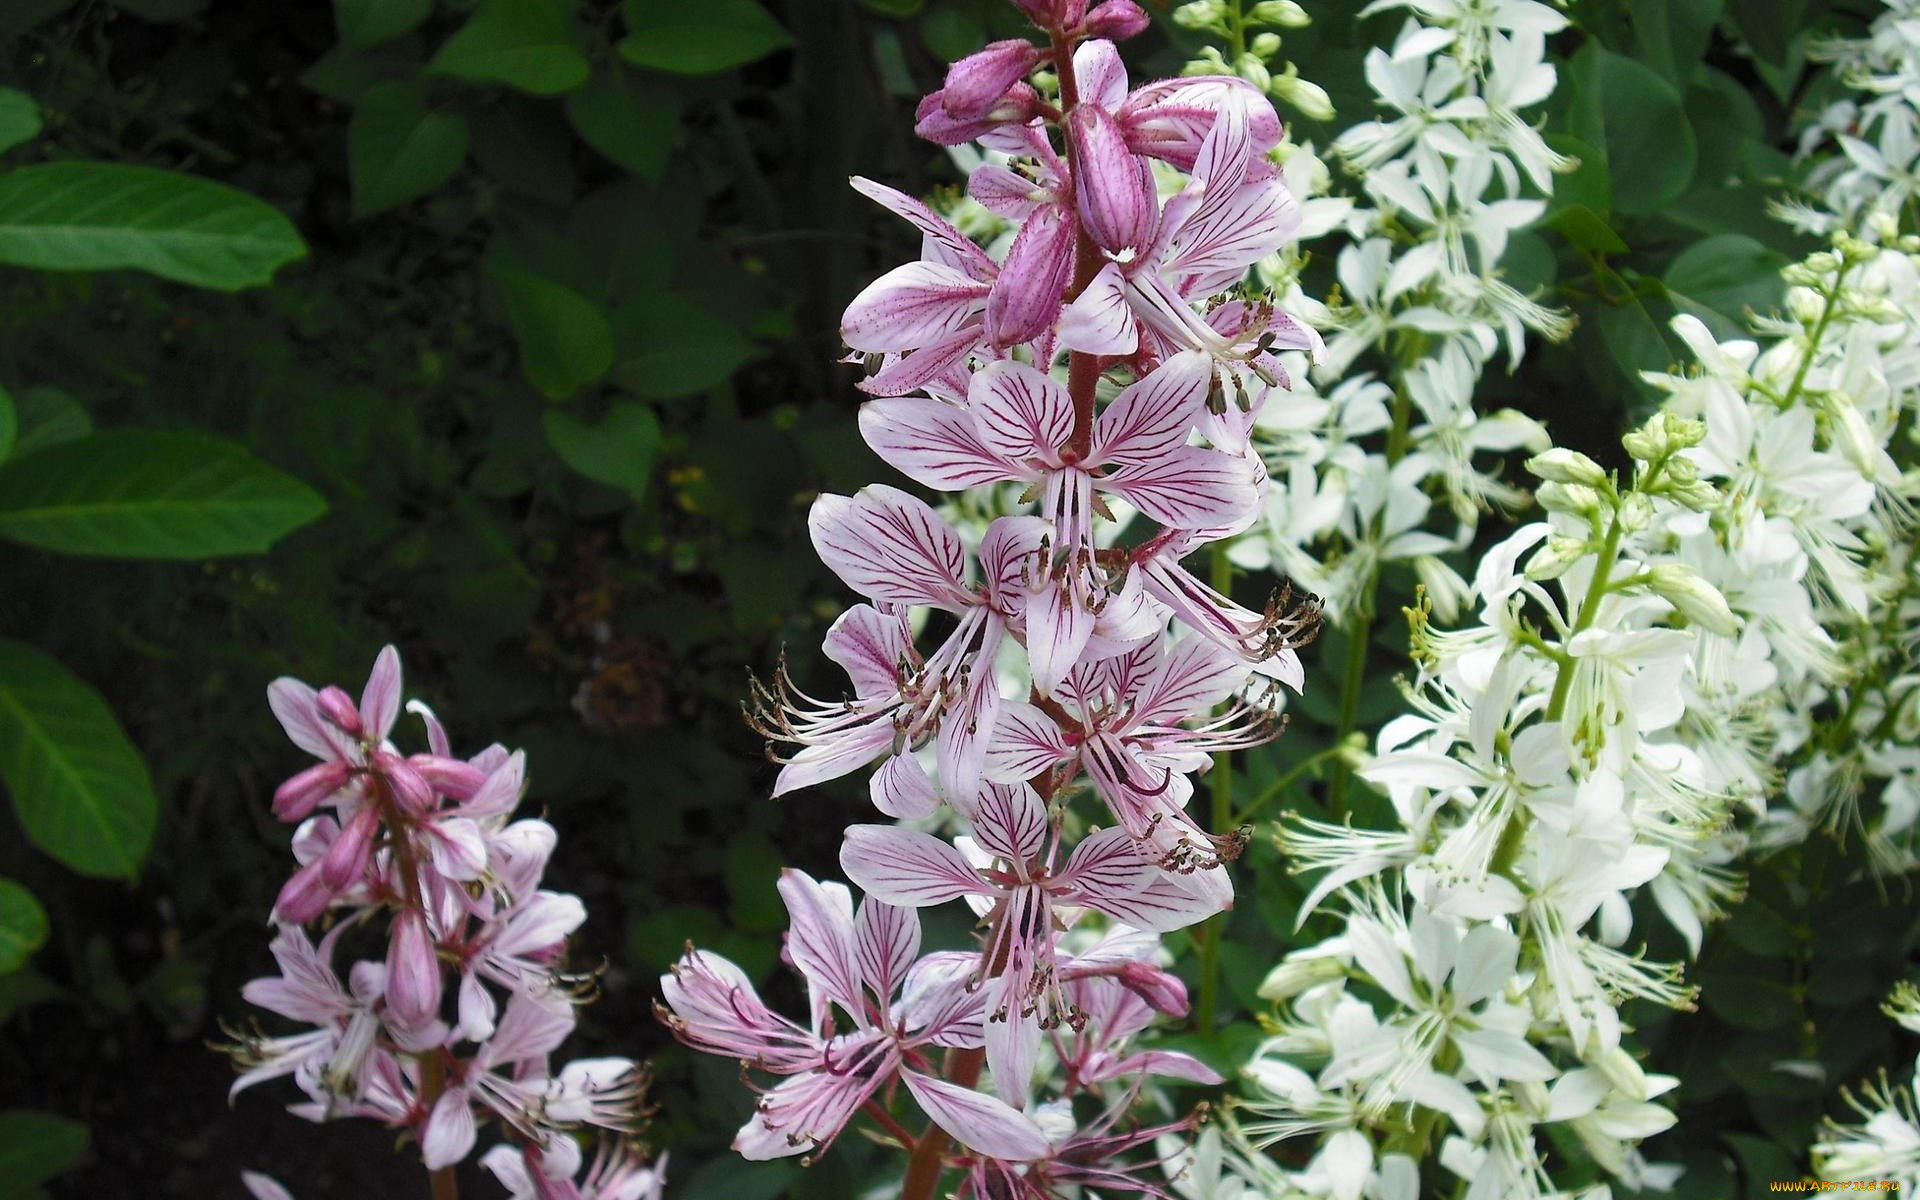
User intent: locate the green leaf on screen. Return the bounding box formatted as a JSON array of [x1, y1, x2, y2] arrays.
[[0, 879, 46, 974], [9, 387, 89, 459], [0, 641, 156, 879], [301, 42, 423, 105], [429, 0, 590, 95], [0, 431, 327, 559], [0, 1111, 87, 1191], [610, 292, 757, 399], [0, 90, 42, 156], [0, 386, 14, 464], [347, 81, 469, 218], [490, 263, 614, 399], [0, 163, 307, 291], [564, 64, 684, 182], [1730, 0, 1809, 66], [1548, 204, 1629, 255], [1628, 0, 1723, 86], [1569, 43, 1697, 215], [0, 968, 61, 1024], [542, 402, 660, 497], [1662, 232, 1788, 337], [334, 0, 432, 48], [618, 0, 791, 75]]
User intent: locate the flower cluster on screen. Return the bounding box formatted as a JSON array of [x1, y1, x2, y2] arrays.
[[225, 648, 657, 1199], [1210, 4, 1920, 1188], [1226, 0, 1573, 642], [660, 2, 1321, 1193]]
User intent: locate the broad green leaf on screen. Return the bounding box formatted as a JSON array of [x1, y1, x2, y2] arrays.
[[1543, 133, 1609, 218], [429, 0, 590, 95], [563, 64, 684, 182], [1663, 233, 1788, 338], [490, 263, 614, 399], [1596, 296, 1671, 402], [9, 387, 88, 459], [542, 402, 661, 497], [348, 81, 469, 218], [0, 387, 13, 463], [1730, 0, 1809, 66], [0, 90, 42, 156], [0, 431, 327, 559], [1569, 44, 1696, 215], [1628, 0, 1723, 86], [301, 42, 422, 105], [0, 968, 60, 1024], [335, 0, 432, 48], [0, 163, 307, 291], [1548, 205, 1628, 255], [0, 641, 156, 879], [618, 0, 791, 75], [610, 292, 757, 399], [0, 879, 45, 974], [110, 0, 207, 20], [0, 1111, 87, 1191]]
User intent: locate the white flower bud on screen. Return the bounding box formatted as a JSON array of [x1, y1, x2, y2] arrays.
[[1526, 447, 1609, 488], [1596, 1046, 1651, 1102], [1785, 285, 1826, 324], [1535, 481, 1602, 516], [1249, 0, 1311, 26], [1526, 533, 1591, 581], [1648, 563, 1740, 635], [1172, 0, 1229, 30], [1618, 491, 1656, 533], [1237, 52, 1273, 92], [1250, 31, 1282, 58], [1257, 951, 1347, 1000], [1271, 68, 1334, 120]]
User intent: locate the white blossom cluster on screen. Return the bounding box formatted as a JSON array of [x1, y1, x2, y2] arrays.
[[1204, 2, 1920, 1193], [1219, 0, 1573, 630], [1788, 0, 1920, 241]]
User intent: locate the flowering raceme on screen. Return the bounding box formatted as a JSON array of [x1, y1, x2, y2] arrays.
[[225, 648, 656, 1199], [665, 2, 1322, 1194]]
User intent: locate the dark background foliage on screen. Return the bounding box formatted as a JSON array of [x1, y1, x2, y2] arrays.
[[0, 0, 1915, 1197]]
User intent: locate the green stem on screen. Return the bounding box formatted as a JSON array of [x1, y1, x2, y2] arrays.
[[1779, 262, 1853, 412], [1491, 504, 1627, 881], [1196, 544, 1236, 1037], [1326, 375, 1416, 814], [1234, 743, 1350, 826]]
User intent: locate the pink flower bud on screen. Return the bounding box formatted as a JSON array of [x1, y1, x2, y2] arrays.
[[378, 754, 437, 814], [1116, 960, 1190, 1017], [272, 858, 333, 925], [1078, 0, 1149, 39], [915, 83, 1040, 146], [321, 806, 380, 890], [1068, 105, 1154, 254], [410, 754, 487, 801], [272, 760, 352, 823], [316, 686, 363, 737], [941, 39, 1044, 121], [986, 204, 1075, 346], [1010, 0, 1087, 31], [385, 908, 443, 1029]]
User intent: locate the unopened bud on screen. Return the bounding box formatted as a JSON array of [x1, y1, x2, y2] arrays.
[[1535, 481, 1602, 516], [1270, 66, 1333, 121], [1079, 0, 1149, 40], [1526, 447, 1609, 488], [941, 39, 1044, 121], [272, 858, 333, 925], [1526, 533, 1591, 582], [273, 760, 352, 823], [1249, 0, 1310, 25], [1172, 0, 1228, 30], [320, 806, 380, 889], [1256, 952, 1345, 1000], [1648, 564, 1740, 635], [1068, 104, 1155, 255], [411, 754, 488, 801], [1116, 960, 1190, 1016], [1618, 491, 1655, 532], [1786, 285, 1825, 324], [316, 686, 363, 736], [386, 908, 444, 1029], [379, 753, 438, 814]]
